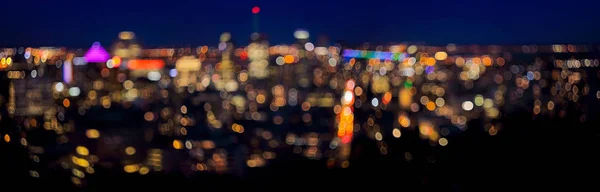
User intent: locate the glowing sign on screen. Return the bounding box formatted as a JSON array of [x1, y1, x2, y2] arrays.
[[84, 42, 110, 63], [343, 50, 408, 61], [128, 60, 165, 70]]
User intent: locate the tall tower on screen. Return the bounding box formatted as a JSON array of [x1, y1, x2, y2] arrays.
[[251, 6, 260, 33]]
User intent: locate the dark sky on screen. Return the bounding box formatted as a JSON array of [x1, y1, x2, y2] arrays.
[[1, 0, 599, 47]]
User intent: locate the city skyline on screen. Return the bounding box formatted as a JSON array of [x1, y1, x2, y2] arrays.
[[1, 0, 599, 190], [4, 29, 600, 49], [1, 0, 600, 47]]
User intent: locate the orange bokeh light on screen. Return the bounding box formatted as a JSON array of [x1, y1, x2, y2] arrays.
[[284, 55, 294, 64], [128, 60, 165, 70]]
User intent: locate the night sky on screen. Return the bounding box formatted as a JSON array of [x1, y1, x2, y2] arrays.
[[1, 0, 599, 47]]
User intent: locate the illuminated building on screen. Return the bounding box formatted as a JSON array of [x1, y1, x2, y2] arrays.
[[174, 56, 201, 88], [84, 42, 110, 63], [2, 50, 71, 180], [7, 60, 56, 116], [247, 33, 269, 80], [147, 149, 164, 171], [112, 31, 141, 67], [215, 32, 238, 92], [1, 39, 600, 182]]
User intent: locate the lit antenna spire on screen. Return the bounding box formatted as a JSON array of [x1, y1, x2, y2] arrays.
[[252, 6, 260, 33]]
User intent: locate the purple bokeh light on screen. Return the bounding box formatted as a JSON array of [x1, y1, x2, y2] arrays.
[[425, 66, 434, 74], [84, 42, 110, 63], [63, 60, 73, 84]]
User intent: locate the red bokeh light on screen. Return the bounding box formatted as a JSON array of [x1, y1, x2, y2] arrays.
[[341, 135, 352, 144], [240, 51, 248, 60], [252, 6, 260, 14]]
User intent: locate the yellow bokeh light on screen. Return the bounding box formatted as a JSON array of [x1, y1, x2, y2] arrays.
[[438, 138, 448, 146], [139, 167, 150, 175], [125, 146, 136, 155], [419, 122, 439, 141], [435, 98, 445, 107], [434, 52, 448, 61], [474, 95, 484, 106], [76, 146, 89, 156], [112, 56, 121, 66], [392, 128, 402, 138], [256, 94, 266, 104], [86, 167, 95, 174], [118, 31, 135, 40], [232, 123, 245, 133], [71, 156, 90, 167], [85, 129, 100, 139], [180, 105, 188, 114], [547, 101, 555, 110], [398, 115, 411, 128], [399, 89, 412, 109], [124, 164, 140, 173], [407, 45, 418, 54], [172, 140, 183, 149]]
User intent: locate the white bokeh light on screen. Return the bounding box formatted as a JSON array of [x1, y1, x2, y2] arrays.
[[462, 101, 474, 111]]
